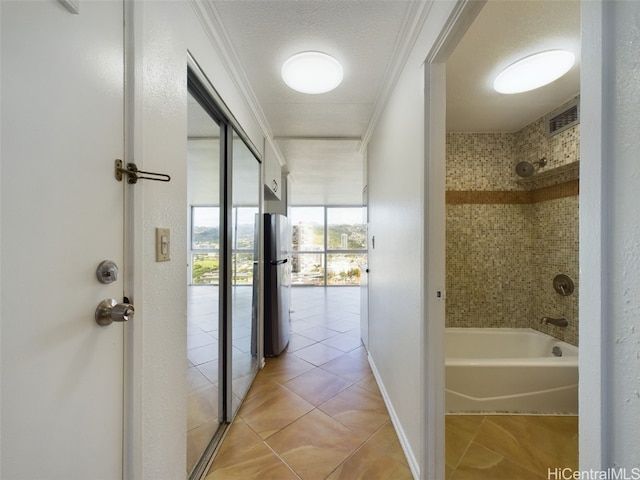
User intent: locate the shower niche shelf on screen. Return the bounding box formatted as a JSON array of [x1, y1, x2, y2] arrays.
[[516, 161, 579, 190]]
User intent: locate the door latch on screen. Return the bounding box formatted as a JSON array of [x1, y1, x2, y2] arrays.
[[115, 159, 170, 184]]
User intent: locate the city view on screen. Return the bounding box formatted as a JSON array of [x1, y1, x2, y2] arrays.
[[191, 207, 257, 285], [190, 206, 367, 286], [291, 218, 366, 285]]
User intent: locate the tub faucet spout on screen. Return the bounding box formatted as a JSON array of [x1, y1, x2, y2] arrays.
[[541, 316, 569, 327]]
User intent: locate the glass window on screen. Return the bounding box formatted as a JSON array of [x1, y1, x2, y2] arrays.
[[191, 206, 220, 285], [291, 207, 324, 252], [290, 206, 367, 286], [327, 253, 367, 285], [231, 207, 258, 285], [192, 207, 220, 250], [327, 208, 366, 250], [191, 253, 219, 285], [291, 253, 325, 285]]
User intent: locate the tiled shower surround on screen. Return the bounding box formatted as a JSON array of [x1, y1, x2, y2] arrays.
[[446, 98, 579, 346]]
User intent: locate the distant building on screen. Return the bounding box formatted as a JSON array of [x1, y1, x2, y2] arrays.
[[292, 222, 323, 282]]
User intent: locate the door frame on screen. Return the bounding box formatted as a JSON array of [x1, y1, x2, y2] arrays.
[[420, 3, 485, 477], [422, 0, 604, 475], [576, 0, 604, 467]]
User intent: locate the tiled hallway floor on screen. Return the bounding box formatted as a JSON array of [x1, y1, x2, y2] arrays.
[[203, 286, 579, 480], [205, 286, 414, 480]]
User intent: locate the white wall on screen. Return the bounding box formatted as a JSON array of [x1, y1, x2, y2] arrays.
[[603, 1, 640, 464], [126, 2, 265, 478], [367, 61, 425, 474], [366, 2, 464, 478], [581, 0, 640, 468], [369, 0, 640, 477], [601, 2, 640, 464]]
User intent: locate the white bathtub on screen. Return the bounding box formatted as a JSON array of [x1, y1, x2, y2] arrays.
[[446, 328, 578, 414]]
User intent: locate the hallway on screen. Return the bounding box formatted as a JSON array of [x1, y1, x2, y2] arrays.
[[204, 286, 414, 479], [203, 286, 579, 480]]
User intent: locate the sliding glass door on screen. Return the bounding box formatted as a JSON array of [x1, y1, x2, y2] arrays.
[[186, 92, 222, 476], [229, 133, 260, 416], [187, 70, 261, 478]]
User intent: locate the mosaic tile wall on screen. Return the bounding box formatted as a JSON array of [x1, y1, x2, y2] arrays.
[[446, 132, 517, 191], [446, 98, 579, 346], [514, 98, 581, 172], [529, 195, 579, 346]]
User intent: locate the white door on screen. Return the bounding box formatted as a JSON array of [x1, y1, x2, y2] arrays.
[[1, 1, 125, 478]]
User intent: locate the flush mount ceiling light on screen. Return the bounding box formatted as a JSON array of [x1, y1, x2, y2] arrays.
[[493, 50, 575, 94], [281, 51, 343, 94]]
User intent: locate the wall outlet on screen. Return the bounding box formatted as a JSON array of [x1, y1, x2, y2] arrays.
[[156, 228, 170, 262]]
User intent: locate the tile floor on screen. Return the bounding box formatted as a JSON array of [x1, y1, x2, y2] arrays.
[[202, 286, 579, 480], [204, 286, 414, 480], [446, 414, 578, 479], [187, 285, 259, 474], [187, 286, 221, 474]]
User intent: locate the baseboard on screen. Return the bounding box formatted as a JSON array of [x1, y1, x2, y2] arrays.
[[368, 353, 420, 479]]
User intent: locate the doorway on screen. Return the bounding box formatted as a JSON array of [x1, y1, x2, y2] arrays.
[[435, 1, 580, 477], [186, 68, 261, 478]]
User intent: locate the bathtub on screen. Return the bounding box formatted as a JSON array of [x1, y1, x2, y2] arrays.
[[446, 328, 578, 414]]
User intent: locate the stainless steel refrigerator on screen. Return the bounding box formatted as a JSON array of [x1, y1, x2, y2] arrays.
[[264, 213, 291, 356]]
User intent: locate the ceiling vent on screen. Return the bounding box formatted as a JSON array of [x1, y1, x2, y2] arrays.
[[547, 98, 579, 137]]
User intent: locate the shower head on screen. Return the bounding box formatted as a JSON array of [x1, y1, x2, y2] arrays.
[[516, 161, 535, 177], [515, 158, 547, 178]]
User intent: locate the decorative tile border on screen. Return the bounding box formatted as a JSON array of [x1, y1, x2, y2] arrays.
[[446, 179, 579, 205], [530, 179, 579, 203]]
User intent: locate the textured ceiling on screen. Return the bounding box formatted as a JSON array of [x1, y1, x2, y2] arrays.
[[211, 0, 415, 139], [211, 0, 419, 205], [446, 0, 580, 132], [208, 0, 581, 205]]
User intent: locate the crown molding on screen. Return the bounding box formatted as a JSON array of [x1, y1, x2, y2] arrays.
[[189, 0, 287, 167], [359, 0, 434, 154]]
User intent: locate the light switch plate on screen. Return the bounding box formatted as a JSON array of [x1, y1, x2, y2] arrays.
[[156, 228, 170, 262]]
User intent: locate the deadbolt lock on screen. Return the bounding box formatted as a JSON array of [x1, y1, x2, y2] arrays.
[[96, 260, 119, 284]]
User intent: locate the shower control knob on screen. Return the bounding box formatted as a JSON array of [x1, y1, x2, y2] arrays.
[[95, 298, 135, 326], [553, 274, 575, 296]]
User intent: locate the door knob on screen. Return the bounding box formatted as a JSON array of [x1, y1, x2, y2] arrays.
[[95, 298, 135, 326]]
